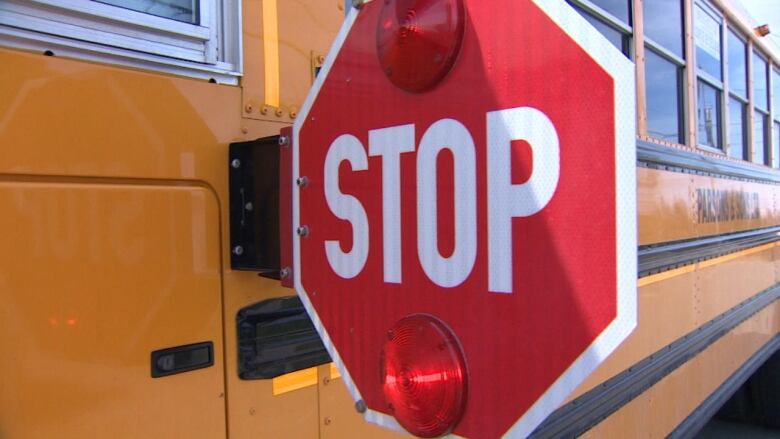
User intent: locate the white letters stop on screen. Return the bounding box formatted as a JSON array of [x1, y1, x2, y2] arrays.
[[322, 106, 560, 293]]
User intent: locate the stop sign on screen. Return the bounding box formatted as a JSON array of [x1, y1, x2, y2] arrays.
[[292, 0, 636, 437]]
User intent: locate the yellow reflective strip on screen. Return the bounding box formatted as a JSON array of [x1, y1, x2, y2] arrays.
[[329, 362, 341, 380], [272, 366, 318, 396], [638, 264, 695, 287], [697, 242, 777, 269], [638, 241, 780, 287], [262, 0, 280, 108]]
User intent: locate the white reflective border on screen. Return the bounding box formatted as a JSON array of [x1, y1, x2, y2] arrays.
[[291, 4, 421, 437], [504, 1, 637, 438], [292, 1, 636, 438]]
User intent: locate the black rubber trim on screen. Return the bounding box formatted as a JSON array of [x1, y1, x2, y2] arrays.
[[637, 140, 780, 184], [669, 334, 780, 439], [638, 226, 780, 277], [529, 284, 780, 438]]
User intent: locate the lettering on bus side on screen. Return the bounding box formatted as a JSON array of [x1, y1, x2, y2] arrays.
[[695, 188, 760, 223]]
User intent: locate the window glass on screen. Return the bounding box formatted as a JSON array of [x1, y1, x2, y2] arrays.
[[773, 69, 780, 113], [728, 98, 746, 159], [727, 30, 747, 98], [753, 52, 768, 111], [589, 0, 631, 24], [697, 81, 721, 148], [578, 9, 628, 54], [773, 121, 780, 168], [95, 0, 199, 24], [646, 49, 682, 143], [644, 0, 684, 57], [694, 4, 721, 80], [753, 111, 768, 165]]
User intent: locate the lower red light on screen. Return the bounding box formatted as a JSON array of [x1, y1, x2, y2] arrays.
[[376, 0, 465, 93], [381, 314, 467, 437]]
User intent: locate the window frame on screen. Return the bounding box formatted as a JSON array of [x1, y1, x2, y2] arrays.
[[644, 45, 686, 144], [772, 67, 780, 168], [692, 1, 724, 151], [725, 27, 748, 159], [569, 0, 633, 58], [642, 0, 686, 145], [0, 0, 242, 84], [752, 50, 771, 165]]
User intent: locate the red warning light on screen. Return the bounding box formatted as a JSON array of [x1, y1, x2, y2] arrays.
[[376, 0, 465, 93], [381, 314, 467, 437]]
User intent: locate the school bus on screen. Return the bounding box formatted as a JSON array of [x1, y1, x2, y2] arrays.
[[0, 0, 778, 438]]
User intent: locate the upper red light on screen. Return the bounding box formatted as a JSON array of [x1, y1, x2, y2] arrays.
[[381, 314, 467, 437], [376, 0, 465, 93]]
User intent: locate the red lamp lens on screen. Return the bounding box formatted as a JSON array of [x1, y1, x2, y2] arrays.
[[376, 0, 465, 93], [381, 315, 467, 437]]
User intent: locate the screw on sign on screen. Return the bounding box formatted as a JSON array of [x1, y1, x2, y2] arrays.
[[293, 0, 636, 437]]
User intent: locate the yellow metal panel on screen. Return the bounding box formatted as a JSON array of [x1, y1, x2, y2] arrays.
[[0, 48, 282, 181], [242, 0, 343, 121], [696, 245, 777, 322], [572, 245, 777, 400], [690, 173, 779, 237], [583, 301, 780, 438], [638, 167, 780, 245], [638, 167, 694, 245], [571, 270, 697, 399], [0, 181, 225, 438], [318, 364, 411, 439], [222, 276, 320, 439]]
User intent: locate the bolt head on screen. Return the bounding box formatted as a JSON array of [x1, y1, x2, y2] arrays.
[[231, 158, 241, 169], [232, 245, 244, 256], [280, 267, 291, 279], [355, 400, 367, 413], [244, 202, 254, 211], [296, 176, 308, 187], [297, 226, 309, 237], [278, 136, 290, 146]]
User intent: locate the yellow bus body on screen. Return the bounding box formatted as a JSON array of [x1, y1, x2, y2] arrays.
[[0, 0, 778, 438]]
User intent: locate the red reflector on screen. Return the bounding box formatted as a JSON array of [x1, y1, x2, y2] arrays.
[[376, 0, 465, 93], [381, 314, 467, 437]]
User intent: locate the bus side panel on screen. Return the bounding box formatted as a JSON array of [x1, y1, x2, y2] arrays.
[[0, 182, 226, 439], [582, 301, 780, 438], [638, 167, 780, 246]]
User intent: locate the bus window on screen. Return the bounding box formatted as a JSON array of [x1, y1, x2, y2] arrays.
[[753, 52, 770, 165], [643, 0, 684, 58], [726, 29, 748, 160], [645, 49, 683, 143], [95, 0, 199, 24], [0, 0, 240, 84], [588, 0, 630, 24], [694, 2, 723, 150], [569, 0, 632, 57], [643, 0, 685, 144], [773, 68, 780, 168], [728, 98, 747, 160], [697, 81, 722, 149]]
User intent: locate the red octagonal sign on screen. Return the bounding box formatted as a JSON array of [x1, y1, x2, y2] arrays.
[[292, 0, 636, 437]]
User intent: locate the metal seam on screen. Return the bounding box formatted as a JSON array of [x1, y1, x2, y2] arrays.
[[638, 228, 780, 277]]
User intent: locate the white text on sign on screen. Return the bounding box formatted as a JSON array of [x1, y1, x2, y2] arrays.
[[321, 106, 560, 293]]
